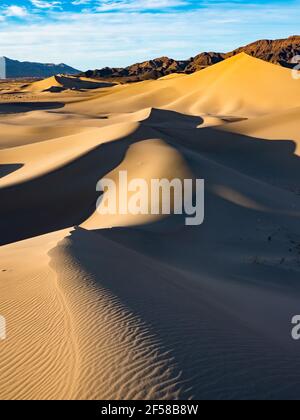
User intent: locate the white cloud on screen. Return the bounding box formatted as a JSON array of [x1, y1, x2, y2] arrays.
[[72, 0, 91, 5], [96, 0, 187, 12], [31, 1, 61, 9], [4, 6, 28, 17]]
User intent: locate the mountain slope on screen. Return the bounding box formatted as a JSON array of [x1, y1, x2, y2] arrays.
[[84, 57, 190, 82], [226, 35, 300, 67], [83, 35, 300, 82], [0, 57, 80, 79]]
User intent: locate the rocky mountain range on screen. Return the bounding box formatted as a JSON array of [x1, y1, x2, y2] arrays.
[[83, 35, 300, 82], [0, 57, 80, 79]]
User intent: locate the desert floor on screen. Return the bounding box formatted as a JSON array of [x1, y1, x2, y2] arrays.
[[1, 54, 300, 400]]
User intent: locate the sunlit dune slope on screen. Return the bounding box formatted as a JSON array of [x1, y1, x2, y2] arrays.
[[220, 106, 300, 155], [25, 75, 116, 93], [67, 53, 300, 117]]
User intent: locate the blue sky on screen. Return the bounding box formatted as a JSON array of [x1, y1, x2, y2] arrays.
[[0, 0, 300, 69]]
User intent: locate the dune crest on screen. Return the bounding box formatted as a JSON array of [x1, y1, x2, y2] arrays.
[[26, 75, 116, 93]]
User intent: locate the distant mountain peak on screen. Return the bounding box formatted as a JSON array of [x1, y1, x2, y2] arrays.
[[0, 57, 80, 79]]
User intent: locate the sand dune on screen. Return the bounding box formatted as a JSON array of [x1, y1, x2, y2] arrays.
[[0, 123, 96, 149], [1, 54, 300, 400], [82, 138, 192, 229], [25, 75, 116, 93], [158, 73, 186, 81], [220, 106, 300, 155], [0, 122, 139, 188], [67, 53, 300, 118]]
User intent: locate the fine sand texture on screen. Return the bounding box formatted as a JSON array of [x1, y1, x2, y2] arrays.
[[1, 55, 300, 400]]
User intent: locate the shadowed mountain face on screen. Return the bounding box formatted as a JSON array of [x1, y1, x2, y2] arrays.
[[0, 57, 80, 79], [226, 35, 300, 68], [84, 35, 300, 82], [84, 57, 191, 82]]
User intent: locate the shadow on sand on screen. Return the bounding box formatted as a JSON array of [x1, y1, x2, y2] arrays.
[[0, 102, 65, 114], [0, 163, 23, 179]]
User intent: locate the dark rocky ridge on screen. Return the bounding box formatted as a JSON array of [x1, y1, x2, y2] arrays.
[[83, 36, 300, 82], [225, 35, 300, 67]]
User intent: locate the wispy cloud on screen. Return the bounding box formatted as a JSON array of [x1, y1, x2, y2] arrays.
[[72, 0, 91, 5], [95, 0, 188, 12], [31, 1, 62, 9]]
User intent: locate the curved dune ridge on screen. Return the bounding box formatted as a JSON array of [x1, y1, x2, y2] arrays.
[[82, 138, 192, 229], [0, 229, 188, 400], [25, 75, 116, 93], [1, 54, 300, 400]]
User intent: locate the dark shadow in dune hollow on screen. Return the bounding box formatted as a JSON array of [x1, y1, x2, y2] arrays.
[[0, 130, 138, 245], [142, 108, 204, 129], [0, 102, 65, 114], [0, 163, 23, 178]]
